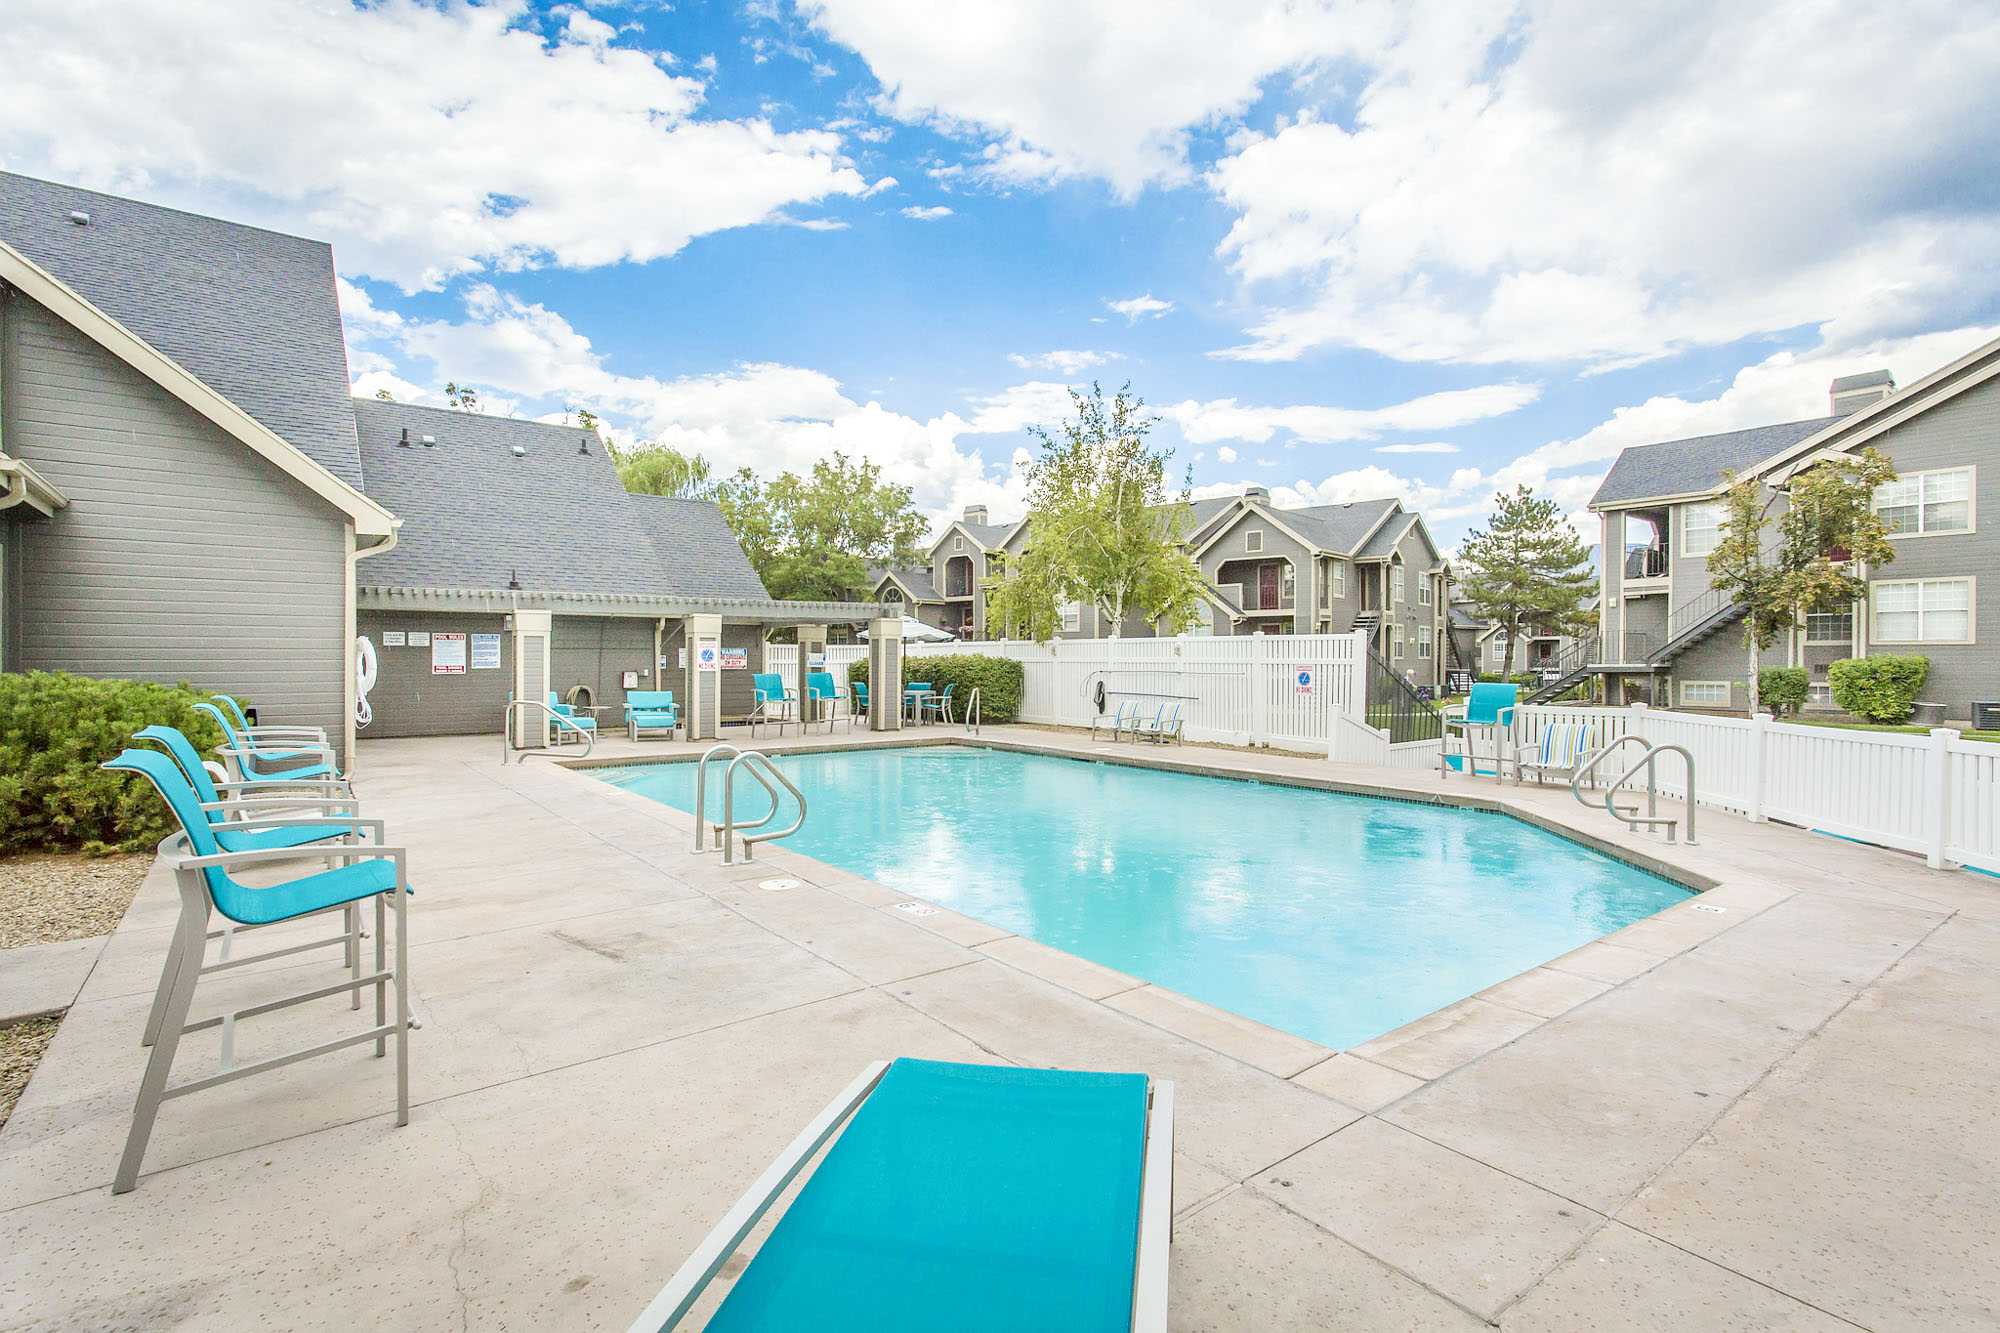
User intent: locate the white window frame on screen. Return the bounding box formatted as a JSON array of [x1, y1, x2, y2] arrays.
[[1330, 560, 1346, 599], [1682, 502, 1724, 560], [1803, 609, 1853, 644], [1807, 680, 1834, 706], [1419, 578, 1432, 606], [1392, 635, 1405, 660], [1875, 466, 1975, 538], [1059, 600, 1082, 634], [1393, 566, 1406, 603], [1280, 562, 1295, 603], [1680, 680, 1731, 706], [1418, 624, 1433, 658], [953, 534, 964, 551], [1871, 577, 1975, 645], [1245, 529, 1264, 553], [883, 586, 903, 605]]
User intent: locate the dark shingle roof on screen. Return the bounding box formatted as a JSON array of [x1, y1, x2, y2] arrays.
[[1283, 499, 1403, 555], [877, 566, 939, 600], [0, 172, 363, 489], [958, 520, 1014, 548], [1591, 417, 1838, 506], [351, 399, 761, 599]]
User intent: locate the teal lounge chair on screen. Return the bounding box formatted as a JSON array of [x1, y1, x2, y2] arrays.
[[100, 748, 412, 1194], [549, 692, 597, 745], [193, 701, 344, 784], [211, 693, 329, 746], [806, 671, 846, 733], [627, 1058, 1174, 1333], [1439, 682, 1518, 779], [625, 690, 680, 741], [751, 672, 797, 738]]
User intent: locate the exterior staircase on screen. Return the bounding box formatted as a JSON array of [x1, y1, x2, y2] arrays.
[[1645, 590, 1748, 668]]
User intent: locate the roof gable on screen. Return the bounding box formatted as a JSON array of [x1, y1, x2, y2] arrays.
[[1590, 417, 1839, 508], [0, 172, 364, 490]]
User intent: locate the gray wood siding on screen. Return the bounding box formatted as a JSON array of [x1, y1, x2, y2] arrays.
[[356, 611, 511, 738], [2, 292, 348, 749]]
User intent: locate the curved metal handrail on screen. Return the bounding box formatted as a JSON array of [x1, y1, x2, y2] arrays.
[[694, 744, 746, 851], [502, 699, 594, 764], [963, 686, 982, 735], [1604, 743, 1697, 844], [723, 751, 806, 864], [1570, 734, 1651, 807]]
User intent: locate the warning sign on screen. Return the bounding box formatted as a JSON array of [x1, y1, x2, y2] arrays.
[[720, 647, 749, 670], [1293, 666, 1315, 695]]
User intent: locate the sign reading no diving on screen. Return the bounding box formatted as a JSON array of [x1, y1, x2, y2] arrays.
[[695, 640, 720, 673], [1294, 666, 1315, 695]]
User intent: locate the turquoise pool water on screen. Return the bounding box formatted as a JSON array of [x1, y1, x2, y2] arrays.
[[600, 747, 1688, 1050]]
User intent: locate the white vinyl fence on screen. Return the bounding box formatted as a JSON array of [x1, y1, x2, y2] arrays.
[[1516, 703, 2000, 873], [769, 634, 1377, 758]]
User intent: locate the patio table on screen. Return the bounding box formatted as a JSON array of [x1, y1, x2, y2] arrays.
[[904, 685, 934, 724]]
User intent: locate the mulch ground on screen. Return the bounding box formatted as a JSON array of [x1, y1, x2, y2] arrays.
[[0, 852, 150, 950]]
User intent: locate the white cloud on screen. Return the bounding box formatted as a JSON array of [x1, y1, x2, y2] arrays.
[[1209, 1, 2000, 366], [900, 204, 954, 219], [1168, 382, 1538, 446], [1006, 349, 1117, 375], [1374, 442, 1459, 454], [1108, 294, 1174, 322], [343, 282, 1048, 524], [799, 0, 1356, 196], [0, 0, 869, 289], [1215, 446, 1238, 463]]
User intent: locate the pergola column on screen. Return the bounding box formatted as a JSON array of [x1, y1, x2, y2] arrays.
[[794, 623, 827, 728], [867, 617, 903, 732], [684, 613, 724, 741]]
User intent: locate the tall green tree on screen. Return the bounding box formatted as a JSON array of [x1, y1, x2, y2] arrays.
[[983, 383, 1209, 641], [614, 441, 717, 500], [1707, 448, 1896, 713], [1457, 485, 1596, 678], [711, 453, 927, 602], [443, 380, 480, 412]]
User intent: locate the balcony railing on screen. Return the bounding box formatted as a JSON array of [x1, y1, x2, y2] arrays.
[[1623, 546, 1668, 579]]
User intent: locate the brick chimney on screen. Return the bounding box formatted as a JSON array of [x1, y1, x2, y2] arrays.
[[1830, 370, 1893, 416]]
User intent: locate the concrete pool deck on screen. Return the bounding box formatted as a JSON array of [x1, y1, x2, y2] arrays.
[[1, 725, 1995, 1328]]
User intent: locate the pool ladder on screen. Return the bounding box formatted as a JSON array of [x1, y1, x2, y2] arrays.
[[500, 698, 594, 764], [962, 687, 981, 735], [1571, 734, 1698, 844], [692, 743, 807, 864]]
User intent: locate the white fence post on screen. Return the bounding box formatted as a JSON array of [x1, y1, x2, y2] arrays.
[[1927, 726, 1955, 870], [1747, 711, 1770, 823], [1248, 633, 1269, 749]]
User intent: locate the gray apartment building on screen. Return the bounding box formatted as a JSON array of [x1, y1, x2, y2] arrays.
[[1586, 338, 2000, 721]]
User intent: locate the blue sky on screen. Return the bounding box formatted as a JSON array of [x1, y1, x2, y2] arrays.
[[5, 0, 1999, 543]]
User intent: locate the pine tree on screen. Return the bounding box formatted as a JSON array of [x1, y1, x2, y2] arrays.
[[1457, 486, 1595, 679]]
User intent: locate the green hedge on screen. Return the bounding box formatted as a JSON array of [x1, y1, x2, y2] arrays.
[[1827, 655, 1930, 723], [1757, 667, 1809, 717], [0, 672, 230, 854], [847, 654, 1024, 722]]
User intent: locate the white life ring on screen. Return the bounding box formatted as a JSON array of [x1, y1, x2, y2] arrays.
[[355, 635, 379, 729]]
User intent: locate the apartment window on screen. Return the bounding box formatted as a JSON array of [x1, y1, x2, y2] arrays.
[[1318, 561, 1330, 608], [1392, 636, 1405, 660], [1419, 578, 1432, 606], [1281, 564, 1295, 602], [1393, 566, 1406, 603], [1245, 529, 1264, 553], [1330, 560, 1346, 598], [1418, 624, 1433, 658], [1875, 467, 1972, 535], [953, 535, 965, 551], [1682, 502, 1724, 559], [883, 587, 903, 605], [1804, 609, 1853, 644], [1873, 578, 1973, 643], [1808, 681, 1834, 707], [1060, 601, 1082, 634], [1681, 681, 1731, 706]]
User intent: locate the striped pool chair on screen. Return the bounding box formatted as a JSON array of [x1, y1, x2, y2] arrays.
[[1515, 720, 1596, 787]]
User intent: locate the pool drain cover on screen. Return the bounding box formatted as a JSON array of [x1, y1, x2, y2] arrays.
[[892, 901, 939, 917], [759, 878, 802, 892], [1692, 903, 1727, 914]]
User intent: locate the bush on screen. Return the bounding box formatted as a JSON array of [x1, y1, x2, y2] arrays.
[[0, 672, 230, 854], [847, 653, 1024, 722], [1757, 667, 1809, 717], [1827, 655, 1930, 723]]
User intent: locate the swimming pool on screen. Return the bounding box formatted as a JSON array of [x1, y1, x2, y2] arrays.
[[600, 746, 1689, 1051]]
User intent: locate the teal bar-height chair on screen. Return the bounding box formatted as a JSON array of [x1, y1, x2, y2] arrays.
[[751, 673, 797, 739], [805, 671, 846, 733], [193, 701, 346, 785], [1439, 682, 1519, 779], [210, 693, 330, 746], [101, 748, 412, 1194]]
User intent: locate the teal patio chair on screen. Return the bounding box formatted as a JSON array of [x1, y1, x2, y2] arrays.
[[625, 690, 680, 742], [100, 748, 412, 1194], [211, 693, 329, 746], [626, 1058, 1174, 1333], [548, 691, 597, 745], [806, 671, 847, 733], [1439, 682, 1519, 779], [193, 701, 345, 785], [751, 672, 797, 739], [850, 680, 870, 722], [919, 681, 954, 725]]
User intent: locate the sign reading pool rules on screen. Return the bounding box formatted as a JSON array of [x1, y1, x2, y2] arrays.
[[695, 640, 721, 673], [1294, 666, 1315, 695], [431, 632, 467, 675]]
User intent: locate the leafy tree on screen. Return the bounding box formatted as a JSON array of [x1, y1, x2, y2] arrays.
[[443, 380, 480, 412], [1457, 485, 1595, 678], [614, 441, 717, 500], [984, 383, 1209, 640], [713, 453, 928, 602], [1707, 448, 1895, 713], [373, 387, 395, 401]]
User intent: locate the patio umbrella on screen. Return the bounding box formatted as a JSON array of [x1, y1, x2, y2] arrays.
[[858, 615, 958, 643]]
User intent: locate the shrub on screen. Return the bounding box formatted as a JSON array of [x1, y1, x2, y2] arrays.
[[1757, 667, 1809, 717], [0, 671, 230, 854], [847, 653, 1024, 722], [1826, 655, 1930, 723]]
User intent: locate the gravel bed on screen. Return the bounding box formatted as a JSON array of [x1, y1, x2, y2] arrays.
[[1, 1018, 59, 1131], [0, 853, 151, 950]]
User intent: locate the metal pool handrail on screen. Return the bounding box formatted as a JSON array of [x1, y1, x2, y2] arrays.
[[693, 744, 747, 851], [1604, 743, 1697, 844], [963, 687, 982, 735], [722, 751, 806, 864], [1570, 734, 1650, 811], [502, 698, 594, 764]]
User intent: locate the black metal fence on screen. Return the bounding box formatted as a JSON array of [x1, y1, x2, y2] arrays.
[[1365, 648, 1445, 744]]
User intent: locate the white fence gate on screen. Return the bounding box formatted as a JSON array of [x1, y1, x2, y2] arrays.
[[1516, 703, 2000, 873], [769, 634, 1375, 757]]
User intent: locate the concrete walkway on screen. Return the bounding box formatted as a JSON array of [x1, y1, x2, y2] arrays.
[[0, 937, 107, 1026], [0, 727, 1994, 1329]]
